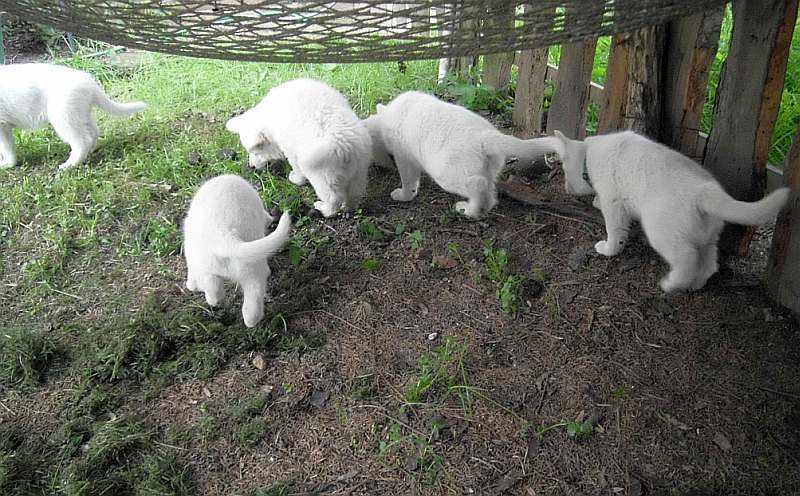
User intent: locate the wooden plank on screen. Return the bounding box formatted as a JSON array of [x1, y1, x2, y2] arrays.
[[512, 4, 552, 136], [482, 1, 516, 93], [662, 7, 724, 160], [546, 39, 597, 139], [767, 125, 800, 313], [597, 26, 666, 139], [513, 46, 549, 135], [545, 64, 605, 105], [597, 33, 632, 134], [703, 0, 799, 255]]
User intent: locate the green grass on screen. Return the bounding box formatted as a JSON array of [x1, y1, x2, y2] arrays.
[[0, 327, 59, 387]]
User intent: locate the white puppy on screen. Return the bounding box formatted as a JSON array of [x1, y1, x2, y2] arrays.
[[183, 174, 292, 328], [364, 91, 558, 218], [0, 63, 147, 171], [552, 130, 790, 292], [226, 78, 372, 218]]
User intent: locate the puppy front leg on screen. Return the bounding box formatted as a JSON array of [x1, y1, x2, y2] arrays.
[[390, 158, 421, 202], [0, 125, 17, 168], [596, 198, 631, 257]]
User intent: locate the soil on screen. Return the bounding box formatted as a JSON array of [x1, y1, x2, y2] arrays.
[[135, 165, 800, 495]]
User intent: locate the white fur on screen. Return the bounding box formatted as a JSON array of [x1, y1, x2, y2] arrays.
[[225, 79, 372, 218], [183, 174, 292, 328], [0, 63, 147, 171], [364, 91, 559, 218], [552, 130, 791, 292]]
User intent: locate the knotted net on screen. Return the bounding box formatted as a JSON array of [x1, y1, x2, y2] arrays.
[[1, 1, 728, 63]]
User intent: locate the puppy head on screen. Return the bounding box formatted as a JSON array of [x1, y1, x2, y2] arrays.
[[552, 130, 593, 196], [226, 114, 283, 169], [364, 113, 394, 170]]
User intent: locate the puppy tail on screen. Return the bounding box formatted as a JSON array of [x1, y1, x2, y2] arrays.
[[699, 184, 790, 226], [224, 212, 293, 261], [93, 87, 148, 117], [482, 132, 561, 166]]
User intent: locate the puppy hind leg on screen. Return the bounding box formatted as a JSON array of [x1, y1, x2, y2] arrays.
[[241, 277, 267, 328], [0, 125, 17, 168], [692, 243, 719, 290], [52, 116, 98, 171]]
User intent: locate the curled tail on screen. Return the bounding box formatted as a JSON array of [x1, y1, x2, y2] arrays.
[[481, 132, 560, 165], [93, 86, 147, 117], [223, 212, 292, 261], [698, 184, 790, 226]]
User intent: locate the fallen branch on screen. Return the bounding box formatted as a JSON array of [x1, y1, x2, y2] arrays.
[[497, 178, 604, 225]]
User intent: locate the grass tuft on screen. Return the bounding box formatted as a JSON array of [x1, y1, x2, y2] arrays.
[[0, 327, 58, 387]]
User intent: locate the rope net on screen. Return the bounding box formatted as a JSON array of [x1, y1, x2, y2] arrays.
[[1, 1, 728, 63]]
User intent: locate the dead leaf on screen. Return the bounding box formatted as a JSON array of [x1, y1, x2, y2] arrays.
[[252, 353, 266, 370], [309, 390, 330, 409], [713, 432, 732, 452], [433, 255, 458, 269], [202, 387, 212, 398]]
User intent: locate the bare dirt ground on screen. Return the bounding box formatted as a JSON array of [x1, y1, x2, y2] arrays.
[[106, 162, 800, 496]]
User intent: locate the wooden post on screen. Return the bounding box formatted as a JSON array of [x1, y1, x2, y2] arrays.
[[0, 12, 5, 65], [596, 26, 665, 139], [546, 4, 603, 139], [767, 126, 800, 313], [482, 2, 516, 93], [703, 0, 798, 256], [512, 4, 551, 136], [597, 33, 632, 135], [662, 7, 724, 161]]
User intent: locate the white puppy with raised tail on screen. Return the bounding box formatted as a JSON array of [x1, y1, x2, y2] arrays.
[[0, 63, 147, 171], [226, 78, 372, 217], [552, 130, 790, 292], [183, 174, 292, 328], [364, 91, 559, 218]]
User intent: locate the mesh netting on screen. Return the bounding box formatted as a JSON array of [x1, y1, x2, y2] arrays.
[[1, 1, 728, 63]]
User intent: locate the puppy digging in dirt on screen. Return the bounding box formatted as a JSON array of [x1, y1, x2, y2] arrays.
[[183, 174, 292, 328]]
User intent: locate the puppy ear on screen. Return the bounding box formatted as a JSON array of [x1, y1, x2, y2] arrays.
[[553, 130, 567, 142], [225, 115, 245, 133], [376, 103, 386, 113]]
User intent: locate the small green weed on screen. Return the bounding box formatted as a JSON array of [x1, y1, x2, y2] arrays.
[[612, 385, 628, 400], [139, 217, 180, 256], [482, 241, 522, 315], [357, 218, 389, 241], [566, 420, 595, 439], [362, 258, 383, 270], [404, 337, 472, 411], [136, 453, 195, 495], [407, 229, 424, 250]]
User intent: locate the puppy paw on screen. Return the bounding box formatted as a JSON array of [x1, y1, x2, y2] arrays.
[[289, 171, 307, 185], [454, 201, 480, 218], [186, 279, 198, 292], [57, 162, 75, 171], [390, 188, 416, 202], [594, 240, 615, 257], [313, 200, 337, 218], [0, 161, 15, 169]]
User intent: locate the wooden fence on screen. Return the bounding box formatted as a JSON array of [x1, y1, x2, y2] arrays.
[[504, 0, 800, 313]]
